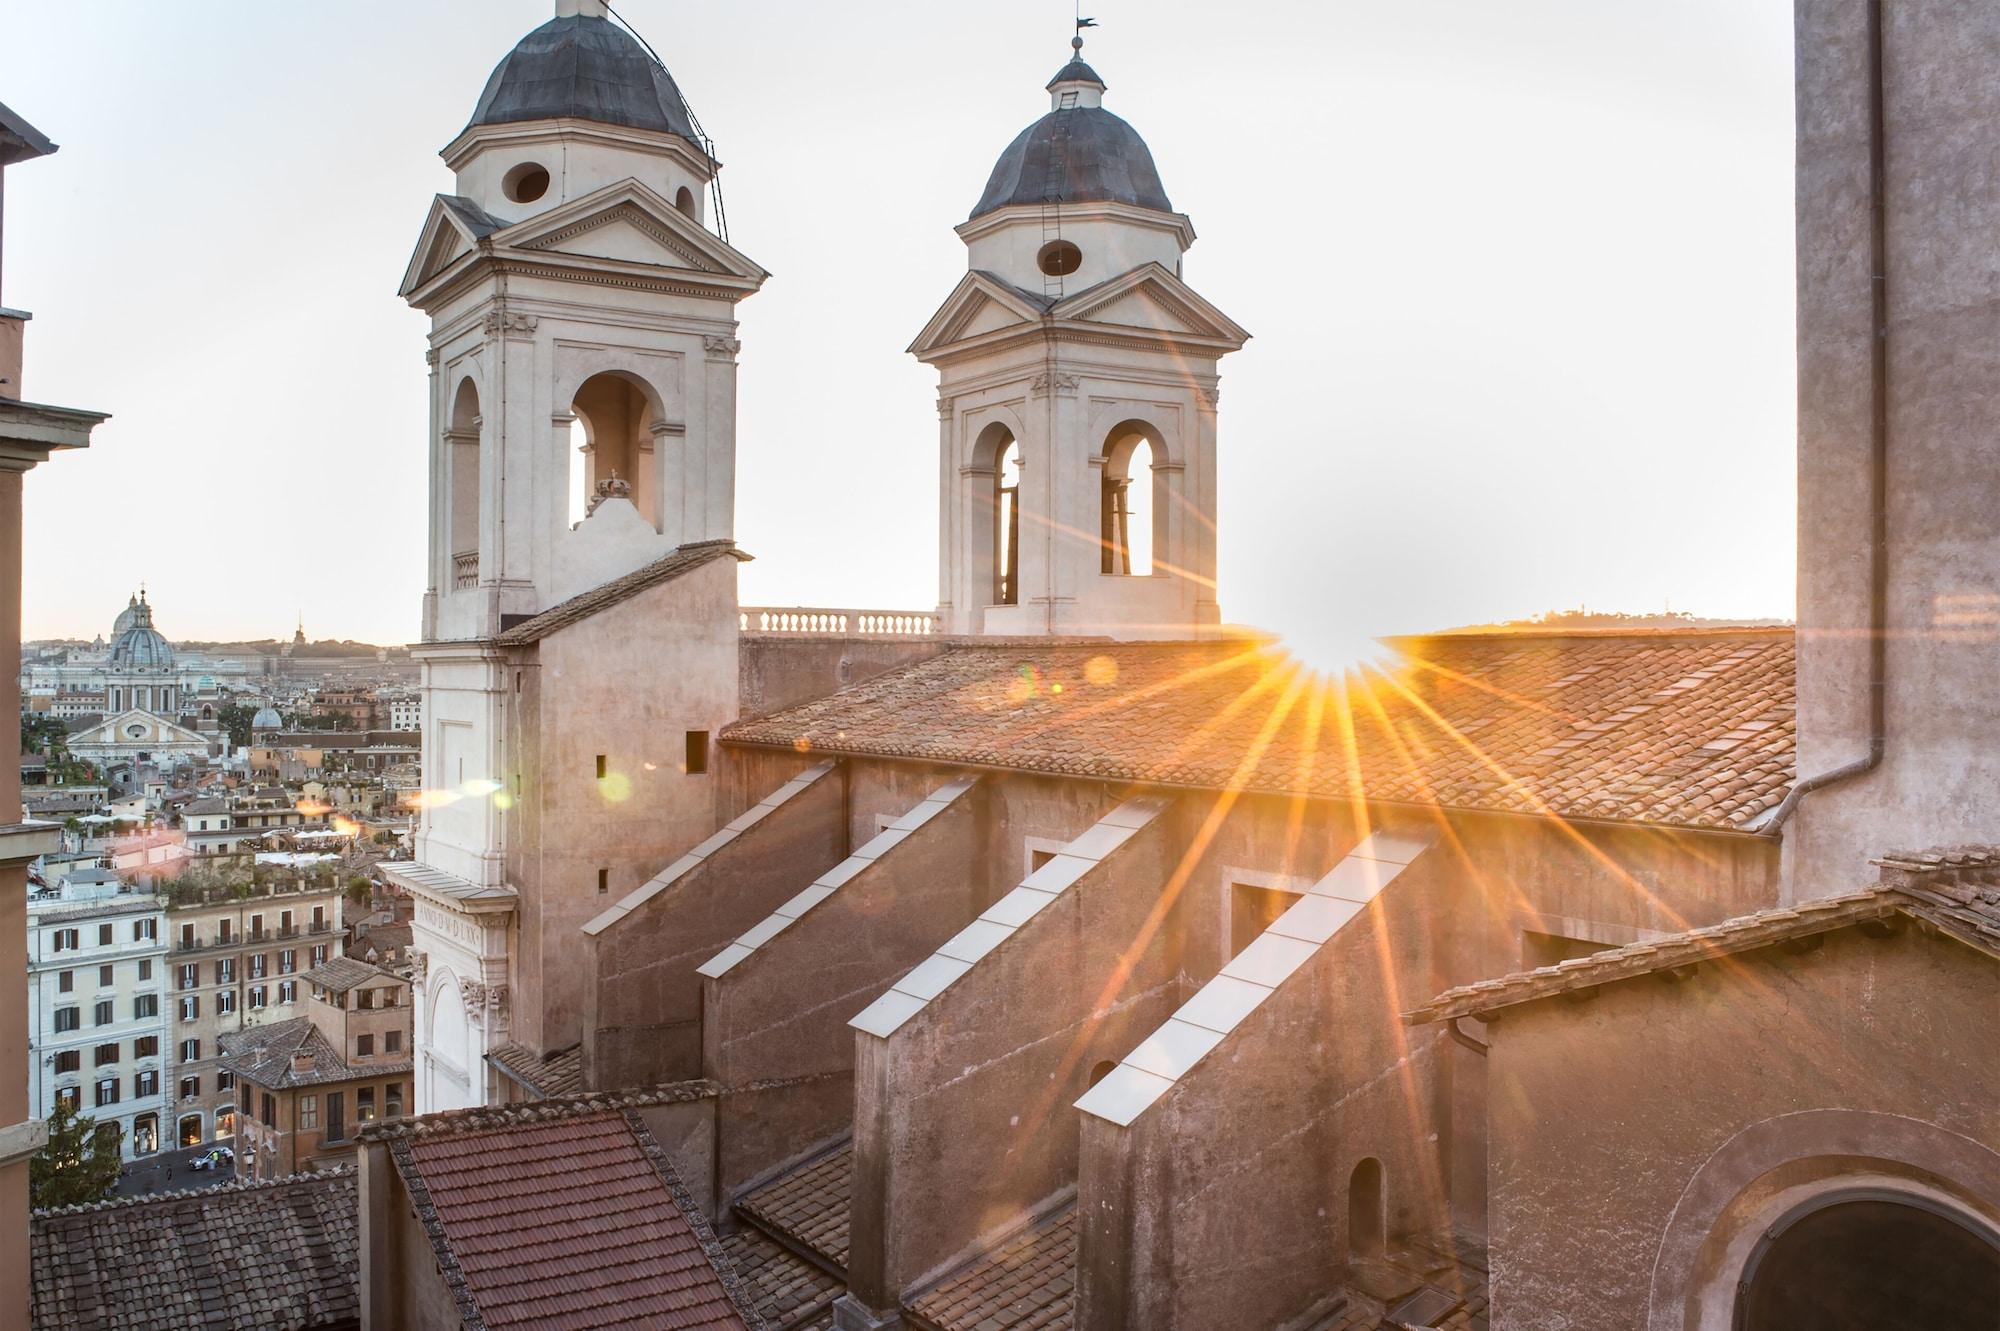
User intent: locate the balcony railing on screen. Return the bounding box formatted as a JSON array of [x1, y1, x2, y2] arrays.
[[738, 606, 938, 637], [452, 551, 479, 590]]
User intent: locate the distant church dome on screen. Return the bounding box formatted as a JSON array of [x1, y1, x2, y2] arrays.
[[111, 593, 141, 637], [466, 9, 702, 145], [251, 705, 284, 732], [969, 55, 1173, 221], [108, 594, 174, 670]]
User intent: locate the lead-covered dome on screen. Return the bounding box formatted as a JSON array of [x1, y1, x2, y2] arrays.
[[108, 597, 173, 670], [969, 58, 1172, 221], [251, 705, 284, 732], [467, 14, 701, 144]]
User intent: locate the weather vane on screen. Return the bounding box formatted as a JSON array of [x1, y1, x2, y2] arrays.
[[1074, 7, 1097, 53]]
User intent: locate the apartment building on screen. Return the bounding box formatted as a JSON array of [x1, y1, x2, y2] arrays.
[[222, 957, 411, 1178], [25, 887, 170, 1161], [163, 883, 342, 1151]]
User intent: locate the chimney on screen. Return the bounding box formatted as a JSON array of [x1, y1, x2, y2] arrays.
[[291, 1050, 315, 1074]]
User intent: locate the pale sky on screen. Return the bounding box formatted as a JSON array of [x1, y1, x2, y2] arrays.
[[6, 0, 1796, 665]]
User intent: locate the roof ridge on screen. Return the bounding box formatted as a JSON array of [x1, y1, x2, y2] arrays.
[[32, 1165, 353, 1218], [357, 1080, 721, 1142]]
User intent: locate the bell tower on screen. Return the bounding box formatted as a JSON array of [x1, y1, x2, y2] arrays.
[[387, 2, 771, 1121], [911, 41, 1249, 639]]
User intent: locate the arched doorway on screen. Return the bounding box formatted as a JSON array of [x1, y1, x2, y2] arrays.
[[1348, 1157, 1385, 1260], [1737, 1193, 2000, 1330]]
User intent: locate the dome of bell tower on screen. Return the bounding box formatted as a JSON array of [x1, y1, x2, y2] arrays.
[[465, 1, 702, 147], [969, 48, 1173, 221]]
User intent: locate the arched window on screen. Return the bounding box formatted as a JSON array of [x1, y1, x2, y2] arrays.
[[1348, 1157, 1385, 1260], [674, 186, 697, 217], [1738, 1193, 2000, 1330], [970, 423, 1022, 607], [570, 372, 661, 531], [1089, 1060, 1118, 1088], [448, 379, 481, 588], [1101, 422, 1159, 576]]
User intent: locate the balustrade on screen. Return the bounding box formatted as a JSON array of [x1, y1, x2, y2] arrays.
[[738, 606, 938, 637]]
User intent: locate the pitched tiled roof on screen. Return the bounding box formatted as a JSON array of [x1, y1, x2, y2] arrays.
[[219, 1016, 411, 1090], [905, 1204, 1075, 1331], [357, 1084, 720, 1144], [497, 540, 749, 646], [31, 1170, 357, 1330], [1407, 846, 2000, 1024], [395, 1105, 760, 1330], [487, 1041, 585, 1099], [304, 954, 393, 992], [721, 1227, 844, 1330], [722, 631, 1795, 832], [735, 1141, 852, 1271]]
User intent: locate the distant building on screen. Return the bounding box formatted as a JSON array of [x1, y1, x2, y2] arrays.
[[24, 884, 170, 1162], [163, 880, 342, 1153], [221, 956, 411, 1179]]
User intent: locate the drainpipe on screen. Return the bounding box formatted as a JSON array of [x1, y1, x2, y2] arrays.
[[1759, 0, 1890, 835]]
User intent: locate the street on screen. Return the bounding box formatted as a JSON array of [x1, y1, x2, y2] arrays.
[[113, 1142, 237, 1199]]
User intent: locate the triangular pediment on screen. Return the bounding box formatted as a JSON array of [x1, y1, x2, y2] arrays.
[[71, 709, 208, 747], [497, 180, 768, 284], [908, 272, 1052, 358], [1051, 264, 1251, 348], [399, 194, 507, 299]]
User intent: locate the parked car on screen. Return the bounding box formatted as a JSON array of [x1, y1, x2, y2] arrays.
[[189, 1146, 233, 1172]]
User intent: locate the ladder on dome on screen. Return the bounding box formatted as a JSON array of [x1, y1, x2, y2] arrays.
[[607, 3, 731, 245], [1040, 89, 1081, 300]]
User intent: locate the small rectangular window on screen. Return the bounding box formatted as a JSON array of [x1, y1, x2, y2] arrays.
[[57, 970, 73, 994], [94, 1042, 120, 1067], [93, 1000, 114, 1027], [356, 1034, 374, 1057], [385, 1030, 403, 1053], [685, 730, 710, 775], [299, 1095, 318, 1131], [595, 754, 607, 780], [55, 1050, 80, 1073], [98, 965, 114, 987], [97, 924, 113, 946], [134, 1036, 158, 1058], [597, 867, 609, 895]]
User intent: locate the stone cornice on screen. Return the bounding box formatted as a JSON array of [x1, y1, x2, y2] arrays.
[[955, 199, 1196, 250], [0, 397, 108, 471], [439, 117, 717, 179]]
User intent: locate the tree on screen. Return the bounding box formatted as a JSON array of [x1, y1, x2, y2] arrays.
[[345, 873, 372, 905], [217, 702, 258, 750], [30, 1101, 123, 1209]]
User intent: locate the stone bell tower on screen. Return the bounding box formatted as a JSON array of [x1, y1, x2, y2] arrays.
[[911, 41, 1249, 639], [391, 0, 766, 1111]]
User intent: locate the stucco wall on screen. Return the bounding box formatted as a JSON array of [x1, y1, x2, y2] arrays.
[[1482, 927, 2000, 1329], [702, 781, 992, 1199], [1076, 847, 1469, 1331], [584, 767, 847, 1090], [1791, 0, 2000, 889], [847, 810, 1185, 1309], [509, 556, 741, 1054], [736, 635, 950, 722]]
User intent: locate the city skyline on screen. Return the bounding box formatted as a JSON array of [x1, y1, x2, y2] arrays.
[[6, 0, 1794, 665]]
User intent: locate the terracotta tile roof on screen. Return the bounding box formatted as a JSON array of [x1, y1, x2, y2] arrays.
[[1408, 846, 2000, 1024], [497, 540, 748, 646], [721, 1227, 844, 1330], [395, 1105, 760, 1330], [722, 631, 1795, 832], [303, 954, 394, 992], [905, 1204, 1075, 1331], [356, 1083, 719, 1144], [735, 1142, 852, 1271], [219, 1016, 411, 1091], [1316, 1237, 1489, 1330], [31, 1170, 357, 1330], [486, 1041, 585, 1099]]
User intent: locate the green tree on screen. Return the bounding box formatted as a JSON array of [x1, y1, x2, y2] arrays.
[[217, 702, 258, 749], [345, 873, 372, 905], [30, 1101, 123, 1209]]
